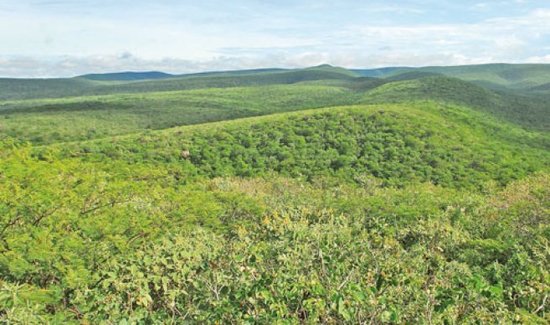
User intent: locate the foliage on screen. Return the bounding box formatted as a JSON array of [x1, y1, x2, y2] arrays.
[[362, 76, 550, 130], [1, 160, 548, 322], [355, 63, 550, 91], [51, 103, 549, 189], [0, 66, 355, 101], [0, 65, 549, 323], [0, 85, 358, 144]]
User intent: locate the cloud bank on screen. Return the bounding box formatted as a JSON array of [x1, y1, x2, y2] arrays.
[[0, 1, 548, 77]]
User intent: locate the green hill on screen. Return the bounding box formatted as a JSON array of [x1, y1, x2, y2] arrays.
[[361, 76, 550, 130], [3, 64, 549, 102], [305, 64, 360, 77], [355, 63, 550, 92], [352, 66, 412, 77], [0, 66, 357, 101], [2, 71, 548, 145], [79, 71, 174, 81], [172, 68, 287, 78], [1, 99, 548, 322], [385, 71, 443, 81], [0, 77, 101, 101], [50, 102, 548, 189], [0, 84, 359, 144], [420, 64, 550, 90], [530, 82, 550, 92], [92, 67, 357, 95], [1, 60, 549, 322]]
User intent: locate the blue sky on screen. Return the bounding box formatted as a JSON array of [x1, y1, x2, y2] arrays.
[[0, 0, 549, 77]]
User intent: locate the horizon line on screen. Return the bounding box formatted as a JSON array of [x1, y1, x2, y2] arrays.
[[1, 62, 548, 80]]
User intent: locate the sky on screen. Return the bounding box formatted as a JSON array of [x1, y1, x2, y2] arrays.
[[0, 0, 549, 77]]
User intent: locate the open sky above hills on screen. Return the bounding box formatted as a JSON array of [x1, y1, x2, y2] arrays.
[[1, 0, 549, 77]]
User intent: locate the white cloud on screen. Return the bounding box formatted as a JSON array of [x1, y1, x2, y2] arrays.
[[337, 8, 549, 65], [359, 5, 425, 14], [0, 4, 548, 76], [525, 55, 550, 63], [0, 51, 502, 78], [0, 5, 312, 60]]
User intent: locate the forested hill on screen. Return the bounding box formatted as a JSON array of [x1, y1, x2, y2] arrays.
[[0, 63, 549, 323], [354, 63, 550, 92], [1, 64, 549, 146], [0, 65, 355, 101], [79, 71, 174, 81]]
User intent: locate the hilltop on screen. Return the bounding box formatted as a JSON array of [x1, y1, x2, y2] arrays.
[[50, 102, 548, 188], [355, 63, 550, 92], [1, 64, 548, 145], [79, 71, 174, 81], [0, 65, 356, 101], [360, 75, 550, 130]]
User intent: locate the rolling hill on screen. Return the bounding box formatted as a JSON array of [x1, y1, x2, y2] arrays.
[[1, 65, 548, 146], [0, 65, 356, 101], [355, 63, 550, 92], [50, 102, 548, 188], [0, 77, 100, 101], [0, 84, 359, 144], [79, 71, 174, 81], [0, 64, 549, 323], [360, 75, 550, 130]]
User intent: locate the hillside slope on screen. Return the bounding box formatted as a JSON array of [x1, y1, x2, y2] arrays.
[[79, 71, 174, 81], [0, 77, 101, 101], [356, 63, 550, 92], [361, 76, 550, 130], [1, 94, 548, 322], [50, 102, 548, 189], [0, 66, 356, 101], [1, 76, 548, 146], [0, 84, 359, 144], [422, 64, 550, 90]]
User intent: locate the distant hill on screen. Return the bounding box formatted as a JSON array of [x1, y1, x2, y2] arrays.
[[0, 77, 98, 101], [77, 65, 353, 82], [2, 66, 548, 145], [305, 64, 359, 77], [361, 75, 550, 131], [86, 67, 357, 97], [79, 71, 174, 81], [352, 67, 412, 77], [55, 103, 548, 188], [173, 68, 287, 78], [0, 66, 356, 101], [0, 84, 359, 144], [384, 71, 442, 82], [356, 64, 550, 91], [1, 63, 548, 133], [79, 69, 290, 81], [3, 63, 550, 101], [426, 64, 550, 91]]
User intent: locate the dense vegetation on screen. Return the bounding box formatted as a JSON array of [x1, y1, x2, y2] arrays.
[[51, 103, 548, 189], [80, 71, 174, 81], [355, 63, 550, 92], [361, 76, 550, 130], [0, 64, 549, 323], [0, 65, 356, 101], [0, 85, 358, 144], [2, 70, 548, 145]]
